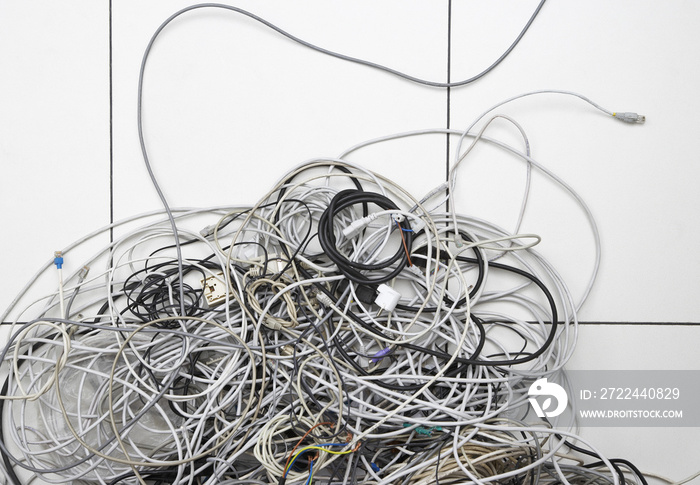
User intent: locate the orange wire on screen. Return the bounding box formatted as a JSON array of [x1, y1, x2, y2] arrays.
[[284, 422, 334, 472], [398, 224, 413, 266]]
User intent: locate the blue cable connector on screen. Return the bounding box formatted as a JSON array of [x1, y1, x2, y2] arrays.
[[53, 251, 64, 269]]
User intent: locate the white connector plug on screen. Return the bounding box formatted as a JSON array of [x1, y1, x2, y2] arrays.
[[375, 284, 400, 312], [411, 218, 425, 234], [316, 292, 333, 307], [342, 213, 378, 238], [199, 224, 217, 238], [406, 265, 423, 278]]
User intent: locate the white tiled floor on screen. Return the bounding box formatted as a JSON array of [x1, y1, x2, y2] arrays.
[[0, 2, 111, 319], [1, 1, 699, 483]]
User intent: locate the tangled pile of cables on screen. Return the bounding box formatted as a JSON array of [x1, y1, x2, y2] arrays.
[[0, 133, 648, 484], [0, 4, 656, 485]]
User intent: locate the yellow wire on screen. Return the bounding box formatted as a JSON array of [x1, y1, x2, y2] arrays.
[[286, 445, 355, 473]]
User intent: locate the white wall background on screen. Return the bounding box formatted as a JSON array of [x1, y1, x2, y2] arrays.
[[0, 1, 698, 482]]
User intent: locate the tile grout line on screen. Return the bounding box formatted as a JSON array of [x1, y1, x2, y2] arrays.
[[109, 0, 114, 245], [445, 0, 452, 206], [443, 1, 453, 310]]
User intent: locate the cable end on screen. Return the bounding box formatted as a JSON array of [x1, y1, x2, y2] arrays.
[[342, 213, 377, 238], [411, 218, 425, 234], [612, 112, 645, 124], [53, 251, 64, 269], [406, 265, 423, 278], [369, 347, 392, 364], [199, 224, 216, 238], [316, 292, 333, 308], [375, 284, 400, 312], [78, 265, 90, 279]]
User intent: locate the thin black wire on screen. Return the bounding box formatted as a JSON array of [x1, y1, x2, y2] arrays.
[[317, 189, 414, 286]]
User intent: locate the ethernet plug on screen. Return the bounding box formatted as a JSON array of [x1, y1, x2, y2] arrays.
[[613, 112, 645, 124]]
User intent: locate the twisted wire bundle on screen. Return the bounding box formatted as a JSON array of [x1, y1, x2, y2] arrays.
[[0, 143, 641, 484], [0, 4, 653, 484]]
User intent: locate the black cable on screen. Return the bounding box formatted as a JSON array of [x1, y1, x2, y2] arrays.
[[273, 164, 367, 229], [318, 189, 413, 285], [327, 312, 485, 393], [107, 469, 181, 485], [563, 438, 648, 485], [409, 229, 485, 307], [311, 253, 558, 369], [407, 255, 559, 367]]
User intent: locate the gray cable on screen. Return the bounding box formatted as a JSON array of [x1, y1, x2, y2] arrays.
[[137, 2, 547, 317]]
